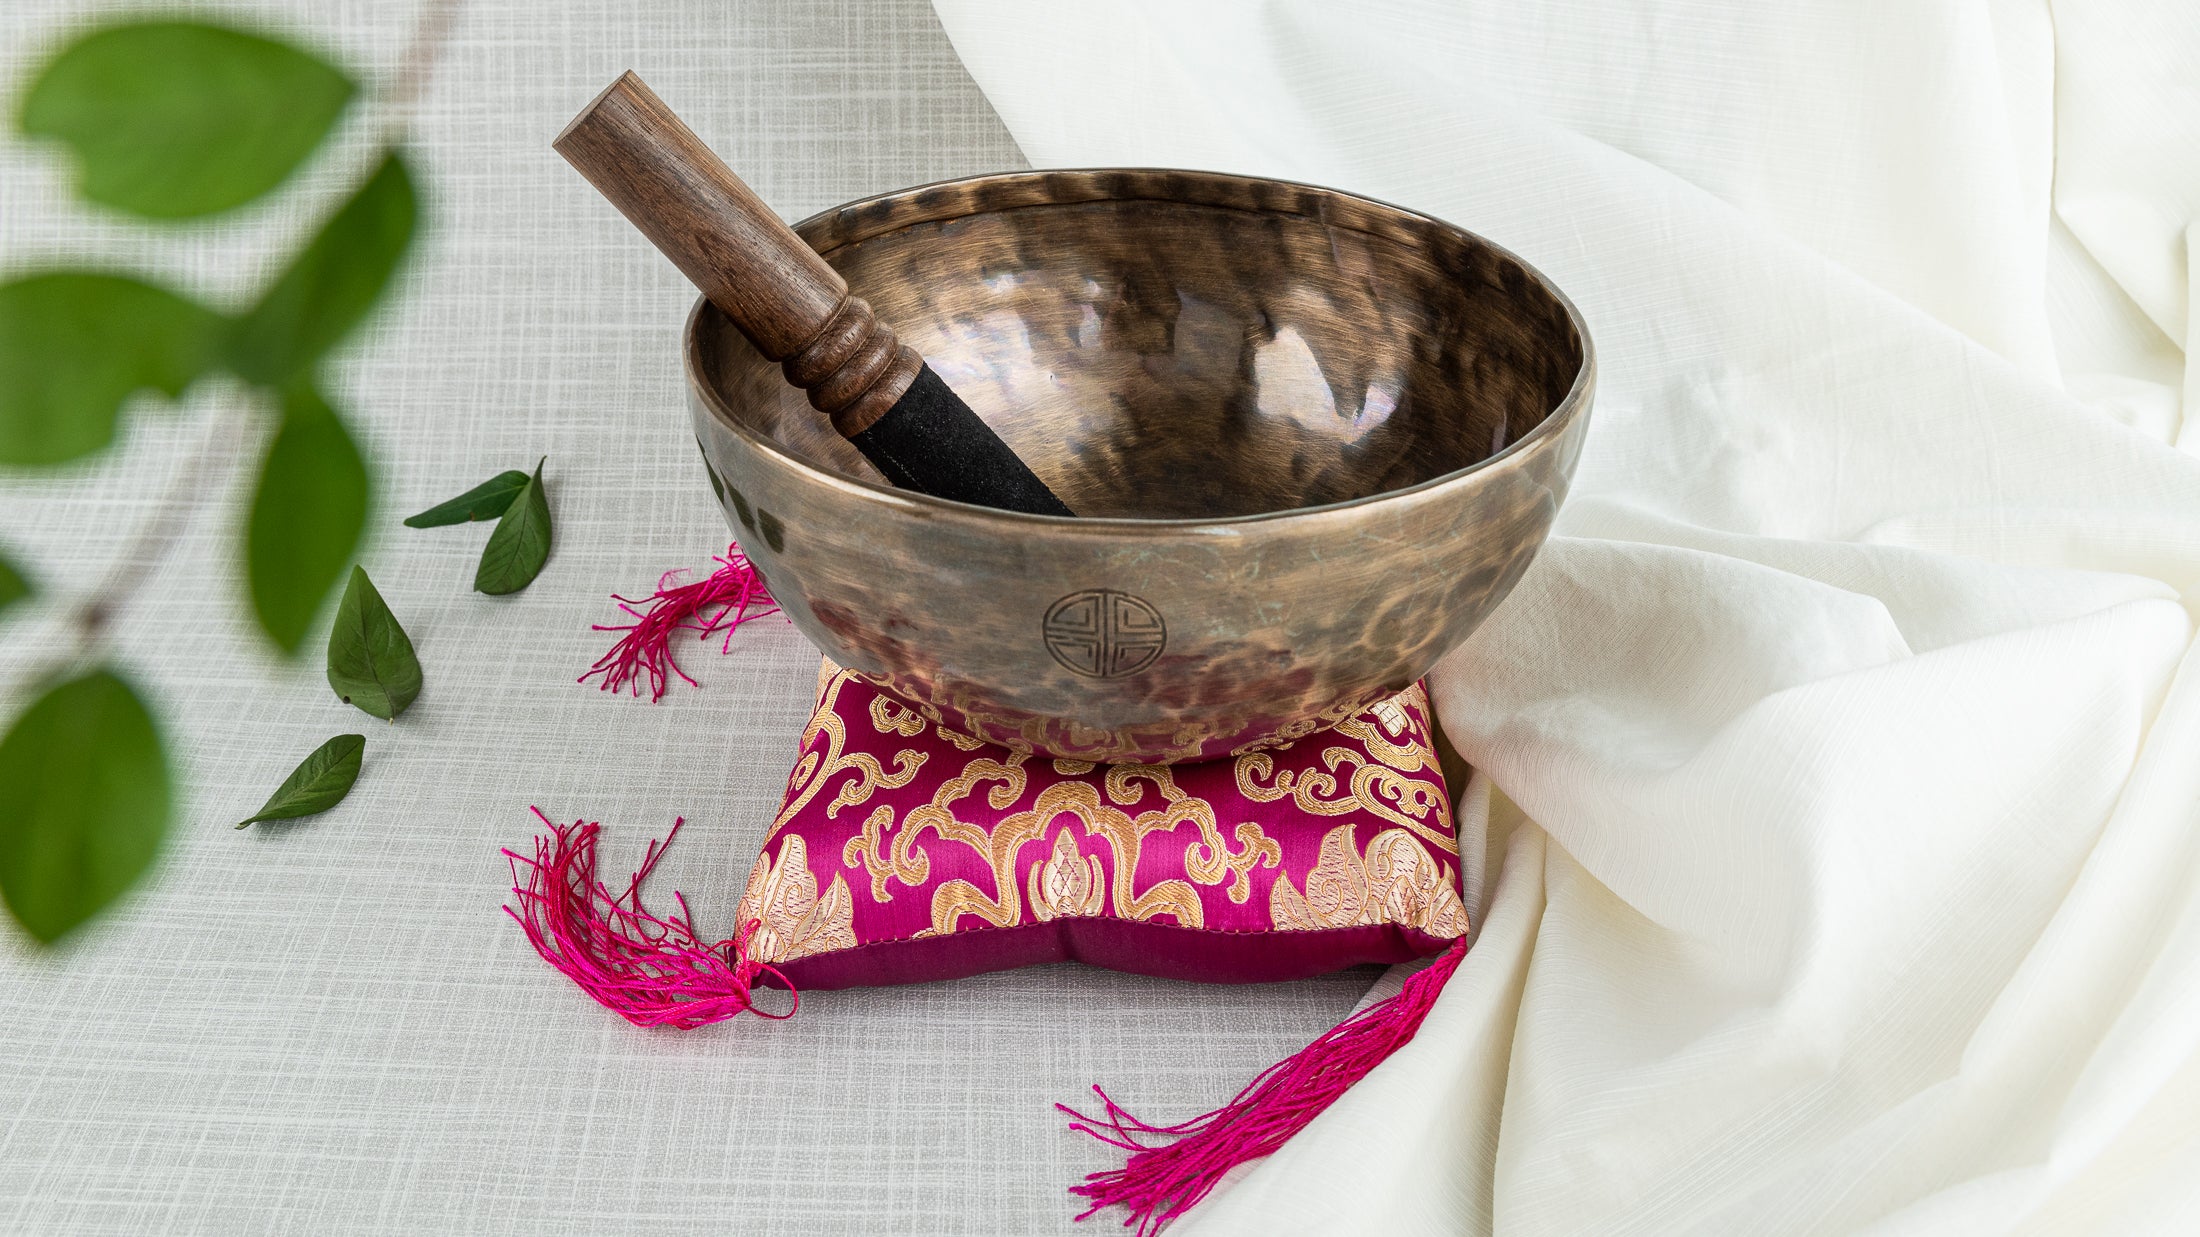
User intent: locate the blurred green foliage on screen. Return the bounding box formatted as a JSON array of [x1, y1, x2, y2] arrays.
[[227, 153, 419, 388], [250, 384, 372, 653], [0, 669, 170, 944], [0, 18, 420, 944], [0, 273, 223, 464], [0, 553, 25, 615], [20, 22, 354, 219]]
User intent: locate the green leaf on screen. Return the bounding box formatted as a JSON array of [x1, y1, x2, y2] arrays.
[[474, 458, 551, 595], [19, 21, 353, 219], [235, 733, 363, 828], [247, 385, 370, 654], [0, 273, 222, 466], [325, 566, 420, 720], [226, 152, 417, 386], [0, 550, 28, 616], [404, 470, 530, 528], [0, 669, 170, 944]]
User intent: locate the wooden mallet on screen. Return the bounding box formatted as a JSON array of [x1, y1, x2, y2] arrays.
[[555, 71, 1074, 517]]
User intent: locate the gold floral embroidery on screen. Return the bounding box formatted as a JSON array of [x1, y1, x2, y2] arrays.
[[869, 691, 930, 738], [1027, 829, 1104, 920], [1210, 823, 1283, 903], [769, 671, 926, 839], [1363, 830, 1469, 936], [1326, 682, 1438, 775], [802, 663, 1456, 945], [1269, 824, 1469, 938], [1225, 688, 1387, 758], [1236, 684, 1455, 856], [735, 834, 857, 964], [842, 753, 1029, 901], [1274, 826, 1365, 928], [1106, 764, 1280, 904], [924, 782, 1209, 933], [824, 660, 988, 750]]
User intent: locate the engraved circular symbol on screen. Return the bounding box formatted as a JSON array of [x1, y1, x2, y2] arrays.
[[1043, 589, 1166, 678]]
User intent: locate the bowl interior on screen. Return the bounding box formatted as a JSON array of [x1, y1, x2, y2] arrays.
[[694, 172, 1585, 519]]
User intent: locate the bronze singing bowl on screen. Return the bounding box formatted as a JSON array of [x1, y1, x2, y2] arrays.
[[688, 169, 1593, 763]]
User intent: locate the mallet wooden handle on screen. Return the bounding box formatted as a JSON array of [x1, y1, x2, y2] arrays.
[[555, 71, 920, 437]]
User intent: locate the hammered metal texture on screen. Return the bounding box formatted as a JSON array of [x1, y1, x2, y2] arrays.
[[688, 168, 1594, 762]]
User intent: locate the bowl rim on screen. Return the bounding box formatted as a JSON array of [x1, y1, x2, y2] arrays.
[[684, 166, 1596, 532]]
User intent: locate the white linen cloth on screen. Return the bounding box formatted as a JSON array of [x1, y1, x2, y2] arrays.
[[0, 3, 1381, 1233], [931, 1, 2200, 1232]]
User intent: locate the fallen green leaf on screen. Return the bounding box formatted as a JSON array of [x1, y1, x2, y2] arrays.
[[0, 273, 221, 466], [0, 550, 28, 616], [226, 151, 417, 387], [246, 385, 371, 655], [235, 733, 363, 828], [474, 458, 551, 595], [404, 470, 530, 528], [19, 21, 353, 219], [326, 566, 420, 720], [0, 668, 170, 944]]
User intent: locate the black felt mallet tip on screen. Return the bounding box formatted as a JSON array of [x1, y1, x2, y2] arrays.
[[849, 365, 1073, 516]]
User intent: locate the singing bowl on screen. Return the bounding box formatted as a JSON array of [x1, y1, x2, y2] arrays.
[[687, 169, 1593, 763]]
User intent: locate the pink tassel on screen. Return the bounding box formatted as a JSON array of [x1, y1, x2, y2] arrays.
[[1062, 939, 1467, 1234], [581, 544, 782, 701], [502, 808, 797, 1030]]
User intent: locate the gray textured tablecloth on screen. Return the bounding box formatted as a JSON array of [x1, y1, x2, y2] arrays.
[[0, 2, 1373, 1231]]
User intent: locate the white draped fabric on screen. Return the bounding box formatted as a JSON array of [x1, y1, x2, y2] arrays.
[[930, 2, 2200, 1232]]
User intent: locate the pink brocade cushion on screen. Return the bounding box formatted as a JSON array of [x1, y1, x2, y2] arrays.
[[734, 666, 1469, 990]]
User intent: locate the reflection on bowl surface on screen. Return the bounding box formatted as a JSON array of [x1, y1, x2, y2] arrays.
[[690, 169, 1593, 762]]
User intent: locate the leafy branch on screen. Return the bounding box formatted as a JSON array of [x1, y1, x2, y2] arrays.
[[0, 18, 432, 943]]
